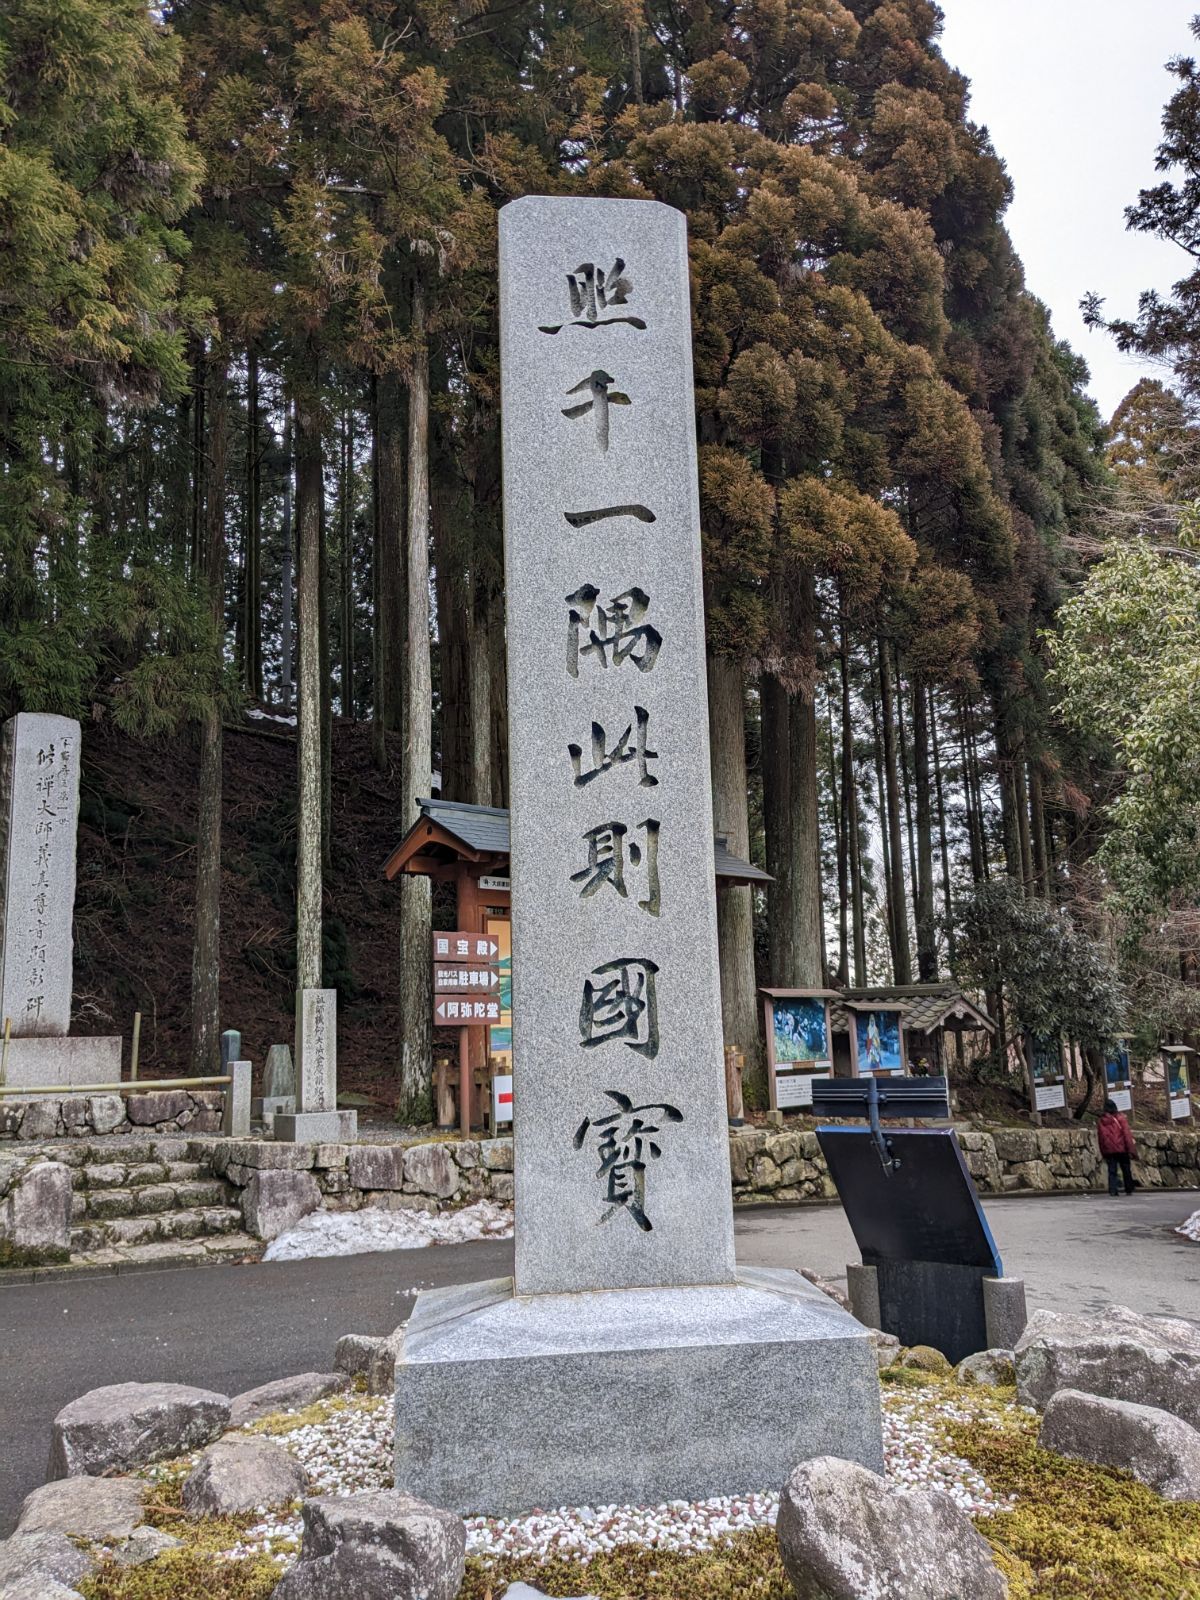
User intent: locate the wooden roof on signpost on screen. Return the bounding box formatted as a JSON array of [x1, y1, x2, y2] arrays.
[[828, 984, 995, 1037], [383, 797, 773, 887]]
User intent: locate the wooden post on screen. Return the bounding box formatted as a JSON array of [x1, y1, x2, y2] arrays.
[[130, 1012, 142, 1082], [458, 1026, 471, 1139], [434, 1056, 455, 1129], [724, 1044, 745, 1127]]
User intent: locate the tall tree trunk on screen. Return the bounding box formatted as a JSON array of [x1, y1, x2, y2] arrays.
[[370, 376, 386, 769], [708, 653, 763, 1101], [1029, 760, 1049, 898], [877, 641, 911, 983], [930, 688, 956, 967], [956, 695, 983, 885], [869, 687, 897, 978], [967, 702, 990, 882], [994, 704, 1022, 882], [190, 347, 227, 1077], [319, 460, 333, 875], [280, 405, 295, 714], [764, 577, 824, 987], [377, 371, 407, 736], [340, 401, 355, 717], [295, 350, 324, 992], [840, 622, 867, 985], [911, 674, 937, 981], [828, 693, 849, 987], [399, 283, 433, 1117], [467, 599, 494, 807], [489, 592, 509, 807], [243, 350, 263, 699], [895, 651, 920, 928], [190, 347, 205, 576], [762, 673, 797, 984], [1014, 741, 1034, 893]]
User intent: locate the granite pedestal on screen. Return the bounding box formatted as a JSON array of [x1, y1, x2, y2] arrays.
[[394, 1266, 883, 1515], [0, 1036, 121, 1088], [273, 1110, 356, 1143]]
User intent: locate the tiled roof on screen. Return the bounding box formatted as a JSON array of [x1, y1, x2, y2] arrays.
[[408, 798, 771, 884], [830, 984, 994, 1036]]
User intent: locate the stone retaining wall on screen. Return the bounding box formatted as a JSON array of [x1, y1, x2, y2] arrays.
[[203, 1133, 515, 1225], [0, 1091, 224, 1143], [730, 1124, 1200, 1203]]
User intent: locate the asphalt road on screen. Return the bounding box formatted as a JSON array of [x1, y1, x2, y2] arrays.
[[0, 1191, 1194, 1536]]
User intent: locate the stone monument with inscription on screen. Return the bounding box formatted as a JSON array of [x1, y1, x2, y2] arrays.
[[273, 989, 356, 1142], [393, 197, 881, 1514], [0, 714, 119, 1086]]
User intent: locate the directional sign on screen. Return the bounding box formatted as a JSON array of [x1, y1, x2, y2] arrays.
[[435, 997, 502, 1026], [432, 932, 500, 965], [434, 964, 502, 995]]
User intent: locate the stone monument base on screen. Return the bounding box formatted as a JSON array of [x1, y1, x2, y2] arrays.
[[1, 1037, 121, 1089], [273, 1110, 357, 1143], [394, 1266, 882, 1515]]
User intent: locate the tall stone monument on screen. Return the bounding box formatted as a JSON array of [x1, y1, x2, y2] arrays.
[[0, 714, 119, 1086], [393, 196, 881, 1513], [273, 989, 356, 1142]]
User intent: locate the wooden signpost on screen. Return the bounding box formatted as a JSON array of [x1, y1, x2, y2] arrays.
[[431, 932, 502, 1134], [761, 988, 839, 1114], [1164, 1044, 1195, 1125]]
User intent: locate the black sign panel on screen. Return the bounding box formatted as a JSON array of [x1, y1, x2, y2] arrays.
[[817, 1128, 1004, 1363]]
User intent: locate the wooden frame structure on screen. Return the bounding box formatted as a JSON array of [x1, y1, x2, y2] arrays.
[[386, 797, 772, 1131], [760, 987, 839, 1114]]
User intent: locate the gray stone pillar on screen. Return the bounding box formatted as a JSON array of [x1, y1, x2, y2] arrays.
[[223, 1060, 252, 1138], [983, 1275, 1028, 1351], [0, 714, 81, 1037], [847, 1263, 882, 1330]]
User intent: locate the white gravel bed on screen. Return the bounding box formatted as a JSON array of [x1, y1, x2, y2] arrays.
[[207, 1380, 1015, 1568], [1177, 1209, 1200, 1241], [264, 1199, 514, 1261]]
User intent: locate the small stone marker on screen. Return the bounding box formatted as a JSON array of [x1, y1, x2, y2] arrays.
[[394, 196, 881, 1514], [222, 1061, 251, 1138], [263, 1044, 295, 1101], [0, 714, 81, 1037], [273, 989, 356, 1144], [219, 1030, 242, 1070]]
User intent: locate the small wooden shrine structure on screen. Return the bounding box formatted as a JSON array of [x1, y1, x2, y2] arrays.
[[384, 797, 771, 1126]]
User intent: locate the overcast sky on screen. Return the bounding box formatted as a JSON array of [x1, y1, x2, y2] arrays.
[[937, 0, 1191, 421]]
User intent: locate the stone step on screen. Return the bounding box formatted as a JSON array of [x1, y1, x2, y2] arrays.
[[68, 1231, 264, 1273], [70, 1205, 243, 1252], [79, 1179, 236, 1220]]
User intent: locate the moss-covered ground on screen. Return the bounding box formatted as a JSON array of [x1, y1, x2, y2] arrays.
[[77, 1375, 1200, 1600]]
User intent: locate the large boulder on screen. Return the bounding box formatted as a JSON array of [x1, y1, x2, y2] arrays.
[[0, 1532, 94, 1594], [270, 1491, 465, 1600], [955, 1350, 1016, 1388], [231, 1371, 350, 1428], [1040, 1388, 1200, 1501], [777, 1456, 1007, 1600], [241, 1170, 322, 1241], [48, 1382, 230, 1478], [0, 1160, 71, 1264], [1015, 1305, 1200, 1426], [0, 1579, 84, 1600], [17, 1476, 147, 1540], [182, 1436, 307, 1517]]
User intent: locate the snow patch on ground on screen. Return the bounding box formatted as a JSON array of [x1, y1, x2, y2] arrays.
[[247, 707, 298, 726], [263, 1199, 513, 1261], [1177, 1210, 1200, 1242]]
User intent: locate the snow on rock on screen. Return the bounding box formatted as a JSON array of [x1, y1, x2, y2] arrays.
[[263, 1199, 513, 1262], [1176, 1211, 1200, 1243]]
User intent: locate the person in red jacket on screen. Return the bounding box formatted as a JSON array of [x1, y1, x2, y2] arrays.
[[1098, 1099, 1137, 1196]]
